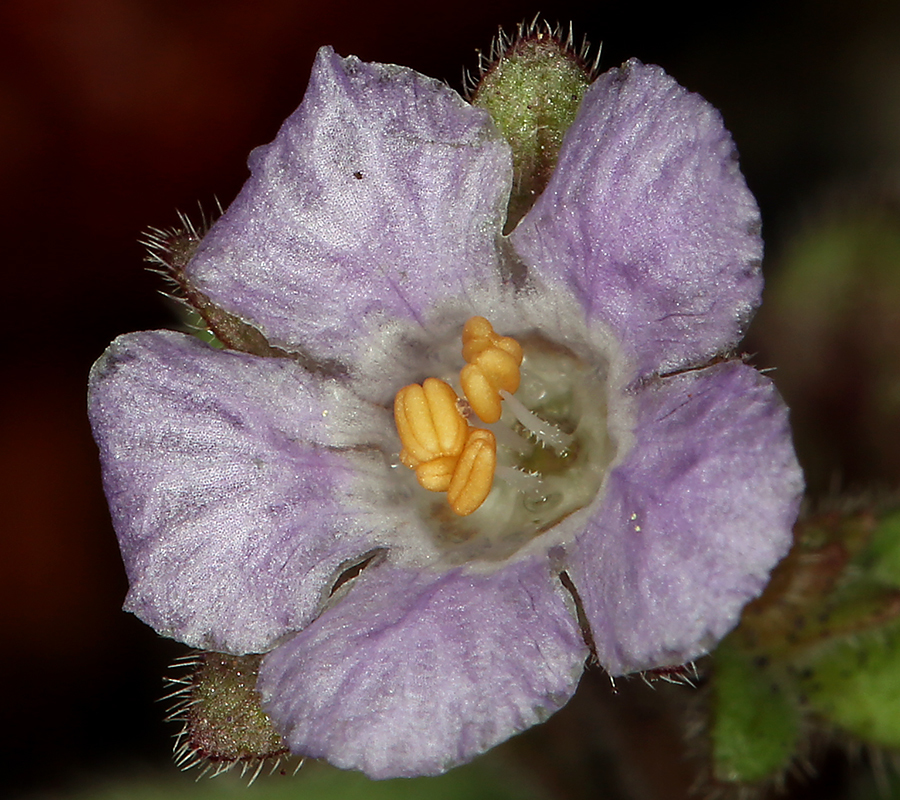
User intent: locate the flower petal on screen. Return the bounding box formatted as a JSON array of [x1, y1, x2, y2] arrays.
[[568, 361, 802, 675], [88, 331, 383, 654], [257, 558, 587, 778], [510, 59, 763, 379], [185, 47, 512, 368]]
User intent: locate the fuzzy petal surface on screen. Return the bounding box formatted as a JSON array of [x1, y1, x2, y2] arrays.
[[568, 361, 802, 675], [185, 47, 512, 369], [258, 558, 587, 779], [511, 59, 762, 379], [88, 331, 382, 654]]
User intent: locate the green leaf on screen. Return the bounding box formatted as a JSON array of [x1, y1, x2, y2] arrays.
[[857, 509, 900, 589], [711, 637, 800, 783], [799, 620, 900, 747], [52, 758, 542, 800]]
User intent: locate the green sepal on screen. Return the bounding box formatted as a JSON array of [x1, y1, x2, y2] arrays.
[[181, 308, 226, 349], [471, 27, 592, 231], [172, 652, 288, 768], [710, 636, 800, 783], [144, 213, 292, 359], [789, 509, 900, 746], [181, 289, 287, 358]]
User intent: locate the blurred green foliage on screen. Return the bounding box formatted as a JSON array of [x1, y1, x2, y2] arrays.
[[43, 758, 541, 800]]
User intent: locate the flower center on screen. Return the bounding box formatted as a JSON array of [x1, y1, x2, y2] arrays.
[[393, 317, 613, 563]]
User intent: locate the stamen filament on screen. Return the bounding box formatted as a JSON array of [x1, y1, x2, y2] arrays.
[[500, 390, 574, 451], [487, 420, 531, 454], [392, 321, 611, 556], [495, 465, 543, 491]]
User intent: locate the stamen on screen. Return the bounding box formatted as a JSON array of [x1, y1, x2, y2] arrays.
[[393, 378, 497, 515], [461, 316, 524, 363], [500, 389, 574, 451], [460, 316, 523, 423], [394, 378, 468, 466], [414, 455, 457, 492], [447, 428, 497, 516], [393, 325, 611, 560]]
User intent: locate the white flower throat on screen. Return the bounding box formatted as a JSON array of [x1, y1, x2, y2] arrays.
[[393, 317, 614, 563]]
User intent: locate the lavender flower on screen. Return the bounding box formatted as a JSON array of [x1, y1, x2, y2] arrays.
[[88, 47, 803, 778]]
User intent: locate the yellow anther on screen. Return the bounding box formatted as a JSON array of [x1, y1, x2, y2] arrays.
[[393, 323, 511, 516], [459, 317, 524, 424], [394, 378, 468, 467], [447, 428, 497, 516], [414, 455, 457, 492], [460, 363, 502, 423], [462, 316, 524, 362]]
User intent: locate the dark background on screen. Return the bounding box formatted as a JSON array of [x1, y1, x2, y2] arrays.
[[3, 0, 899, 797]]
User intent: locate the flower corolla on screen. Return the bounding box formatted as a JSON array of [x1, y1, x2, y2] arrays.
[[88, 46, 803, 779]]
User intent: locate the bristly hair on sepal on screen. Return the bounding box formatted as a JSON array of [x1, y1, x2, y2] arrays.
[[141, 206, 225, 349], [141, 204, 219, 288], [463, 15, 601, 100], [641, 661, 701, 689], [466, 17, 600, 231], [163, 651, 301, 784], [140, 206, 348, 373]]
